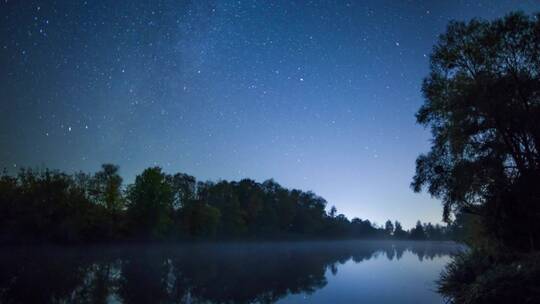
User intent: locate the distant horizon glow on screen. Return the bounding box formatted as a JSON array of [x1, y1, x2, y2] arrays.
[[1, 1, 538, 229]]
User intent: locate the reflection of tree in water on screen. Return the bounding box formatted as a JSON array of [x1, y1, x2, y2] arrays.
[[0, 241, 462, 304]]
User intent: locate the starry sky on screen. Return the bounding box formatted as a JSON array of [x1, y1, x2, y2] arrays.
[[1, 1, 538, 228]]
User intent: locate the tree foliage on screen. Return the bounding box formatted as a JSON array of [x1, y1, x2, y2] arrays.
[[89, 164, 124, 212], [412, 11, 540, 251], [414, 12, 540, 303], [126, 167, 175, 239]]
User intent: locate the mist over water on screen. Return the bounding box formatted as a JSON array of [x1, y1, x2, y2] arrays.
[[0, 240, 462, 304]]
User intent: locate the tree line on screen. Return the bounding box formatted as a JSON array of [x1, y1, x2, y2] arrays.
[[0, 165, 451, 243]]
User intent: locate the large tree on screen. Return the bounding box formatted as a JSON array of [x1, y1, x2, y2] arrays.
[[384, 220, 394, 237], [168, 172, 196, 209], [126, 167, 174, 238], [89, 164, 124, 212], [412, 12, 540, 251]]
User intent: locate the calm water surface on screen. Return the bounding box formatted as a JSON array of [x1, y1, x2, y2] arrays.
[[0, 241, 462, 303]]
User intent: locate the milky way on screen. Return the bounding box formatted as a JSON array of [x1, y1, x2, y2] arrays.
[[1, 0, 538, 228]]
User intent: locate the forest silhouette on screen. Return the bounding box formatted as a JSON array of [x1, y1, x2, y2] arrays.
[[0, 165, 452, 243]]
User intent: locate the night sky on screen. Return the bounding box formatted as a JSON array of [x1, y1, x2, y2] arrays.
[[1, 1, 538, 228]]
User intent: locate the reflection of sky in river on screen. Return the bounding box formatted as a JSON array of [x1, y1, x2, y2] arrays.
[[279, 249, 451, 304], [0, 241, 460, 303]]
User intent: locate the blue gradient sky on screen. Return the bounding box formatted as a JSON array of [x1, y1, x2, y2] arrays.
[[1, 1, 538, 228]]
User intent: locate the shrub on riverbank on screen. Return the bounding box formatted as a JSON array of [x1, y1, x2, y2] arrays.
[[439, 250, 540, 304]]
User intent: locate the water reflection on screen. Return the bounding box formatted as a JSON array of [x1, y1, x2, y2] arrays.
[[0, 241, 461, 304]]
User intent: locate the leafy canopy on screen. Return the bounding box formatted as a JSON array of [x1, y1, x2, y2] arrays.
[[412, 12, 540, 225]]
